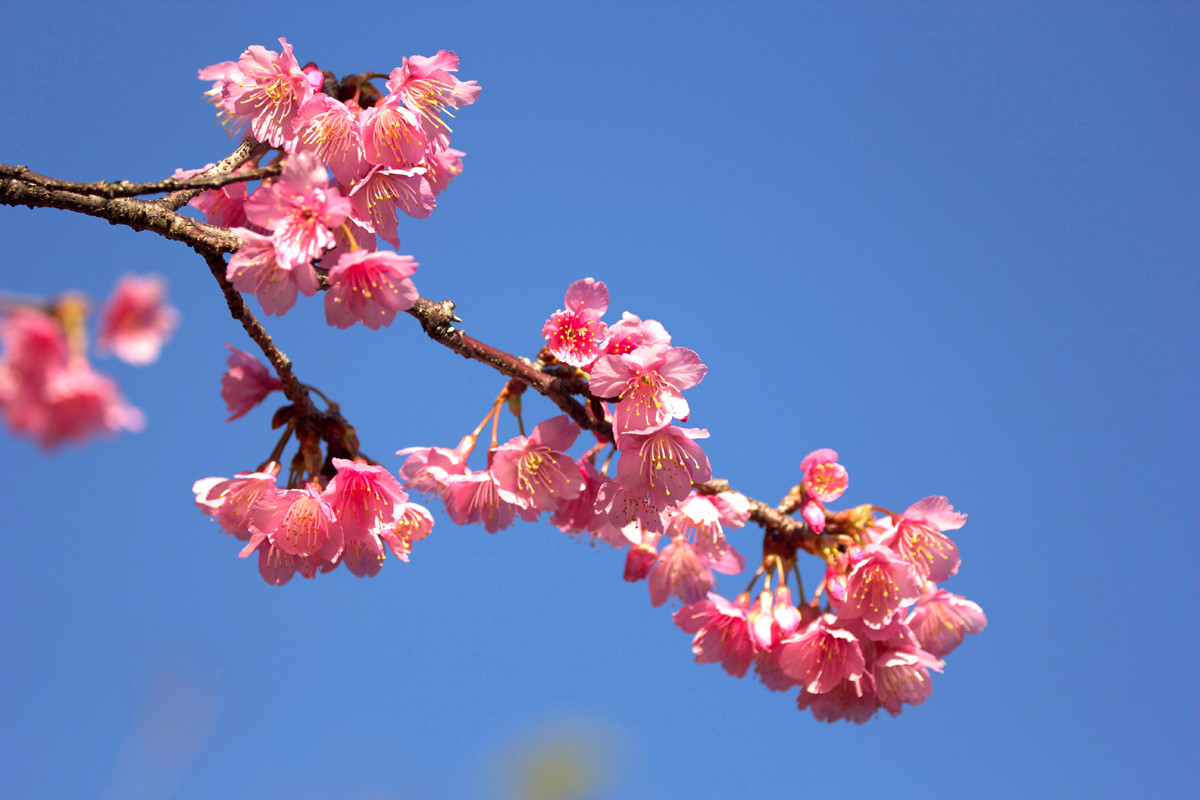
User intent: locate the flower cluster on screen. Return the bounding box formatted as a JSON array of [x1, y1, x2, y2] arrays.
[[0, 275, 176, 448], [675, 479, 986, 723], [194, 457, 434, 585], [192, 39, 478, 327]]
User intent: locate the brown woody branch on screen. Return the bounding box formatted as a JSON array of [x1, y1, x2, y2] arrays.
[[0, 152, 813, 546]]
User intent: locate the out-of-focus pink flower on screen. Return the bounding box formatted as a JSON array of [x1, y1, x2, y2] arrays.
[[491, 415, 584, 512], [602, 312, 670, 357], [37, 361, 145, 449], [623, 539, 659, 581], [831, 543, 921, 629], [588, 344, 706, 441], [424, 147, 464, 196], [244, 152, 350, 267], [223, 38, 314, 148], [324, 250, 419, 330], [880, 496, 965, 584], [541, 278, 609, 368], [0, 309, 68, 437], [192, 462, 281, 540], [674, 592, 757, 678], [907, 587, 987, 658], [220, 343, 283, 421], [96, 274, 178, 366], [227, 228, 319, 316], [800, 448, 848, 503], [776, 614, 867, 695]]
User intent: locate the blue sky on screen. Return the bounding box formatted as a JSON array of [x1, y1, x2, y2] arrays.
[[1, 2, 1196, 798]]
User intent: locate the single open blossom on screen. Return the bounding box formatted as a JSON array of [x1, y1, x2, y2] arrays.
[[248, 483, 341, 559], [776, 614, 867, 695], [443, 469, 536, 534], [800, 448, 848, 503], [873, 645, 944, 716], [602, 312, 671, 357], [293, 93, 367, 186], [880, 496, 966, 584], [321, 458, 410, 536], [649, 538, 717, 607], [324, 251, 419, 330], [220, 344, 283, 421], [588, 344, 707, 441], [796, 672, 878, 724], [193, 462, 281, 540], [397, 437, 473, 496], [227, 228, 318, 316], [361, 99, 428, 169], [377, 501, 435, 562], [831, 543, 922, 629], [907, 587, 987, 658], [222, 38, 315, 148], [176, 162, 251, 228], [244, 152, 350, 267], [613, 425, 713, 516], [96, 274, 178, 366], [674, 593, 757, 678], [541, 278, 609, 368], [387, 50, 481, 146], [491, 415, 584, 511], [348, 165, 435, 247], [424, 147, 464, 196]]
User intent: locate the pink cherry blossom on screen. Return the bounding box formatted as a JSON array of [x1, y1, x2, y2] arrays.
[[386, 50, 481, 146], [613, 425, 712, 518], [541, 278, 609, 368], [226, 228, 318, 316], [667, 491, 748, 568], [649, 538, 717, 607], [0, 308, 69, 438], [443, 470, 535, 534], [293, 93, 367, 186], [36, 360, 144, 449], [588, 344, 707, 441], [244, 152, 350, 267], [397, 438, 472, 496], [324, 251, 419, 330], [796, 672, 878, 724], [873, 645, 944, 716], [192, 462, 281, 540], [179, 162, 251, 228], [623, 540, 658, 582], [602, 312, 670, 357], [491, 415, 584, 512], [800, 448, 848, 503], [224, 38, 314, 148], [348, 165, 435, 247], [907, 588, 987, 658], [880, 496, 966, 584], [220, 343, 283, 421], [549, 457, 606, 536], [96, 274, 178, 366], [361, 99, 428, 169], [248, 484, 340, 559], [424, 147, 464, 196], [831, 543, 922, 629], [674, 593, 757, 678], [377, 501, 435, 562], [322, 457, 410, 534], [776, 614, 867, 695]]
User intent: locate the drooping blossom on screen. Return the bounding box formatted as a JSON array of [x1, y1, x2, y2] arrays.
[[879, 496, 966, 584], [377, 501, 435, 562], [776, 614, 867, 695], [176, 162, 251, 228], [293, 93, 367, 185], [96, 274, 178, 366], [192, 462, 281, 540], [247, 483, 341, 560], [443, 469, 535, 534], [226, 228, 319, 316], [649, 538, 717, 607], [424, 147, 464, 196], [588, 344, 707, 441], [873, 645, 944, 716], [907, 587, 987, 658], [830, 543, 922, 629], [796, 672, 878, 724], [611, 425, 712, 519], [667, 491, 749, 567], [360, 99, 428, 169], [491, 415, 584, 512], [220, 344, 283, 421], [324, 250, 419, 330], [541, 278, 609, 368], [321, 458, 410, 536], [348, 165, 435, 247], [397, 437, 473, 496], [243, 151, 350, 267], [674, 592, 757, 678], [549, 457, 606, 536]]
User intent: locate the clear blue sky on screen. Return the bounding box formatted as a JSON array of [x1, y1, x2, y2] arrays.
[[1, 2, 1196, 798]]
